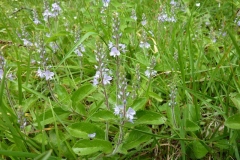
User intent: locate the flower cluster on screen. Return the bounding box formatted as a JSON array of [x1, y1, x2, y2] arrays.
[[32, 9, 41, 25], [49, 42, 59, 53], [234, 12, 240, 27], [145, 58, 157, 78], [131, 64, 141, 99], [43, 2, 61, 22], [0, 55, 5, 79], [141, 13, 147, 26], [93, 44, 112, 86], [102, 0, 110, 7], [114, 105, 136, 123], [139, 30, 150, 49], [37, 68, 54, 80], [17, 109, 27, 131], [112, 12, 122, 40], [108, 42, 126, 57], [158, 3, 177, 23], [93, 68, 112, 86], [19, 27, 33, 47], [131, 9, 137, 21], [74, 30, 85, 57], [169, 85, 177, 107]]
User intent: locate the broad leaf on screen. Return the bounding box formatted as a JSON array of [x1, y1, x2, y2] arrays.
[[148, 92, 163, 102], [54, 84, 71, 111], [131, 97, 148, 111], [57, 31, 98, 67], [34, 150, 52, 160], [72, 139, 112, 155], [192, 141, 208, 159], [36, 108, 70, 126], [68, 122, 105, 139], [185, 119, 200, 131], [122, 126, 152, 150], [231, 95, 240, 111], [90, 110, 115, 121], [135, 110, 166, 125], [225, 113, 240, 129], [71, 83, 96, 105]]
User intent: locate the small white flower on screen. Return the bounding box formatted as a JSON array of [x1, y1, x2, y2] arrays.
[[126, 107, 136, 123], [196, 3, 200, 7], [44, 70, 54, 80], [110, 47, 120, 57], [88, 133, 96, 138]]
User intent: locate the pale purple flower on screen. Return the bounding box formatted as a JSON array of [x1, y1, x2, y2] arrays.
[[44, 70, 54, 80], [131, 9, 137, 21], [139, 41, 150, 49], [50, 42, 59, 53], [37, 68, 45, 78], [51, 2, 61, 17], [108, 41, 113, 49], [0, 69, 3, 79], [52, 3, 61, 12], [103, 73, 112, 85], [22, 39, 33, 46], [93, 78, 99, 86], [158, 13, 176, 23], [74, 45, 85, 57], [33, 18, 41, 25], [93, 71, 100, 86], [7, 73, 15, 80], [88, 133, 96, 138], [141, 13, 147, 26], [102, 0, 110, 7], [119, 43, 127, 53], [43, 9, 52, 21], [237, 20, 240, 27], [170, 0, 177, 6], [110, 47, 120, 57], [126, 107, 136, 123], [114, 105, 124, 117], [145, 68, 157, 78], [32, 10, 41, 25]]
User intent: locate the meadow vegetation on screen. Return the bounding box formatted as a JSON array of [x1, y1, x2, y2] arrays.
[[0, 0, 240, 159]]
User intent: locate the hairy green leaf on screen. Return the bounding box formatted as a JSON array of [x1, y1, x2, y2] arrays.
[[72, 139, 112, 155], [68, 122, 105, 139]]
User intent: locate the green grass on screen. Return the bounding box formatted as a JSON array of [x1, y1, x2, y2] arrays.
[[0, 0, 240, 159]]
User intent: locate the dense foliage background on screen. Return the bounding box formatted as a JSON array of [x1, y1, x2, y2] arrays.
[[0, 0, 240, 159]]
